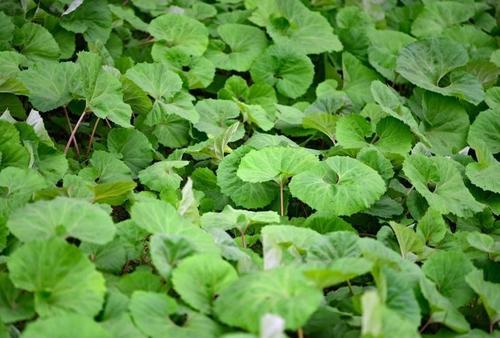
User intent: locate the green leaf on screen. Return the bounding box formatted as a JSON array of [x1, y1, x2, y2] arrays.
[[150, 234, 196, 279], [237, 146, 318, 183], [82, 150, 132, 183], [0, 272, 34, 323], [14, 23, 60, 63], [129, 291, 222, 338], [138, 160, 188, 192], [304, 257, 372, 288], [342, 52, 380, 110], [416, 208, 447, 246], [411, 2, 474, 38], [419, 276, 470, 333], [75, 52, 132, 127], [7, 238, 106, 317], [402, 154, 484, 218], [422, 251, 475, 308], [148, 13, 208, 57], [264, 0, 342, 55], [206, 24, 267, 72], [214, 267, 323, 332], [7, 197, 115, 244], [18, 62, 77, 112], [217, 145, 277, 209], [468, 109, 500, 154], [108, 4, 148, 31], [93, 180, 136, 205], [396, 38, 484, 105], [194, 99, 243, 139], [250, 45, 314, 99], [107, 128, 153, 174], [466, 143, 500, 194], [289, 156, 386, 215], [465, 269, 500, 324], [172, 254, 238, 314], [60, 0, 112, 44], [201, 205, 280, 231], [126, 62, 183, 100], [0, 11, 14, 48], [21, 314, 113, 338], [409, 90, 470, 155], [367, 29, 416, 82], [389, 222, 424, 259]]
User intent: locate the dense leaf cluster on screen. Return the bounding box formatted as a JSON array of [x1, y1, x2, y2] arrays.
[[0, 0, 499, 337]]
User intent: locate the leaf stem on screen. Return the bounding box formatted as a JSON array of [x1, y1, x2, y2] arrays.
[[86, 117, 100, 157], [297, 327, 304, 338], [64, 110, 86, 155], [63, 106, 80, 157], [419, 317, 432, 333]]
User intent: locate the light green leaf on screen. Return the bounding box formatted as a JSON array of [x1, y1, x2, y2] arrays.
[[411, 1, 474, 38], [126, 62, 182, 100], [465, 269, 500, 324], [7, 238, 106, 317], [93, 180, 136, 205], [304, 257, 372, 288], [409, 90, 469, 155], [420, 277, 470, 333], [302, 112, 338, 144], [468, 109, 500, 154], [82, 150, 132, 183], [396, 38, 484, 105], [108, 4, 148, 31], [389, 222, 424, 259], [402, 154, 484, 218], [342, 52, 380, 110], [217, 145, 277, 209], [289, 156, 386, 215], [214, 267, 323, 333], [237, 146, 318, 183], [265, 0, 342, 55], [422, 251, 475, 308], [194, 99, 243, 139], [416, 208, 447, 246], [367, 29, 416, 82], [148, 13, 208, 57], [172, 254, 238, 314], [60, 0, 112, 44], [150, 234, 196, 279], [201, 205, 279, 232], [0, 11, 14, 48], [129, 291, 222, 338], [18, 62, 77, 112], [466, 143, 500, 194], [14, 22, 60, 63], [21, 314, 113, 338], [138, 160, 188, 192], [250, 45, 314, 99], [206, 24, 267, 72], [0, 272, 34, 323], [107, 128, 153, 174], [8, 197, 115, 244]]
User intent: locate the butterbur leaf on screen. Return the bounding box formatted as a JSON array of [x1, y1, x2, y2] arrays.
[[148, 13, 208, 57], [107, 128, 153, 174], [126, 62, 182, 100], [289, 156, 386, 215], [422, 251, 475, 308], [150, 234, 196, 279], [468, 109, 500, 155], [7, 238, 106, 317], [172, 254, 238, 314], [411, 1, 474, 38], [7, 197, 115, 245], [129, 291, 222, 338], [214, 267, 323, 333], [342, 52, 380, 109], [396, 38, 484, 105], [304, 257, 372, 288], [201, 205, 279, 231], [194, 99, 243, 140], [18, 62, 76, 112], [389, 222, 424, 259], [0, 272, 34, 323], [419, 277, 470, 333], [250, 45, 314, 99], [416, 208, 447, 246], [216, 146, 277, 209], [60, 0, 112, 44], [13, 23, 60, 63], [93, 180, 136, 205], [465, 269, 500, 324], [466, 143, 500, 194], [21, 314, 113, 338], [265, 0, 342, 55], [237, 146, 318, 183], [138, 160, 188, 192], [402, 154, 484, 218], [206, 24, 267, 72], [367, 30, 415, 82]]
